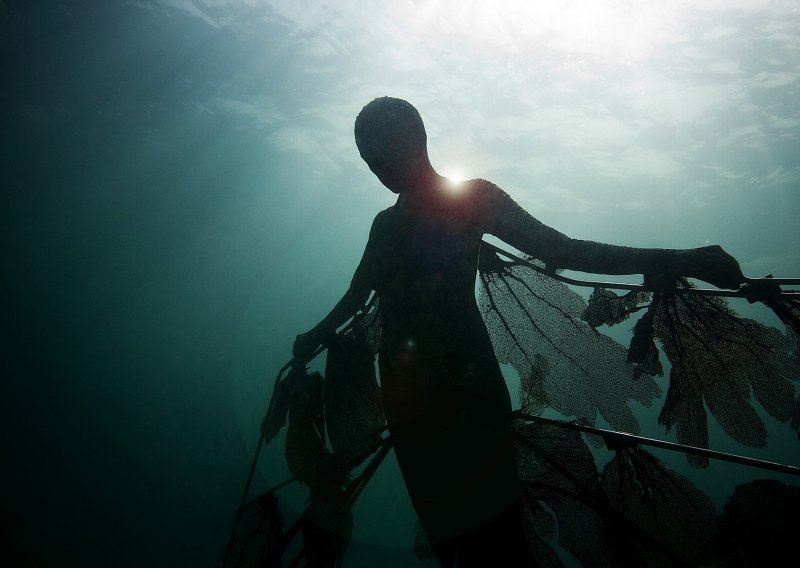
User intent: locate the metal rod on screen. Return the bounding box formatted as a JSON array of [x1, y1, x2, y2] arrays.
[[513, 411, 800, 477]]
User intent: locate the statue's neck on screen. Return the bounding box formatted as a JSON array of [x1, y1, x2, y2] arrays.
[[396, 172, 446, 209]]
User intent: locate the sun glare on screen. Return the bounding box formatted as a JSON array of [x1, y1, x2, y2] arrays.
[[396, 0, 676, 64], [443, 171, 467, 192]]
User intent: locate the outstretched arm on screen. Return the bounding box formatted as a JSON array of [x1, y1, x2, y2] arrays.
[[292, 213, 384, 362], [483, 184, 746, 290]]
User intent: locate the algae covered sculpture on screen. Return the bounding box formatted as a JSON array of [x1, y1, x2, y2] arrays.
[[225, 97, 800, 568], [225, 246, 799, 568]]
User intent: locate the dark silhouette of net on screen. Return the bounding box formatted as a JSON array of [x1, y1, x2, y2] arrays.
[[324, 301, 384, 471], [600, 447, 716, 567], [579, 280, 800, 466], [227, 247, 800, 567], [717, 479, 800, 566]]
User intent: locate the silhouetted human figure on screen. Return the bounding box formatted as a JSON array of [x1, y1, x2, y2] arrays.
[[293, 97, 746, 567]]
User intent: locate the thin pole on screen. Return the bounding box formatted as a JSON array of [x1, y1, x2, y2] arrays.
[[513, 411, 800, 477]]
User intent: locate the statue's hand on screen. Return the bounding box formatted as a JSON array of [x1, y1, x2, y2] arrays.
[[644, 245, 746, 292], [292, 331, 319, 364], [685, 245, 746, 290], [292, 327, 332, 363], [739, 275, 782, 304]]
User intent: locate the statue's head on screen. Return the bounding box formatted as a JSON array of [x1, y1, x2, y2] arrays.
[[354, 97, 430, 193]]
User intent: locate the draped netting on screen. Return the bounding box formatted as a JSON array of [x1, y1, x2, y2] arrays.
[[474, 245, 799, 565], [323, 301, 384, 472], [225, 300, 388, 568], [514, 420, 718, 567], [579, 282, 800, 466], [226, 245, 800, 567], [477, 249, 661, 434]]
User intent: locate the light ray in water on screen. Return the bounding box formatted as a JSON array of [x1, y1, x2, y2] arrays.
[[396, 0, 679, 63]]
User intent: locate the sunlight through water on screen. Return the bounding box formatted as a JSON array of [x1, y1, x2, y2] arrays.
[[397, 0, 681, 63]]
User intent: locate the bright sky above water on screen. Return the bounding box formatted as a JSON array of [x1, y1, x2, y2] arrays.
[[175, 0, 800, 514], [148, 0, 798, 273], [144, 0, 800, 452]]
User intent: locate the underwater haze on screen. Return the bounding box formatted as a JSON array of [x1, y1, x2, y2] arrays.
[[3, 1, 799, 566]]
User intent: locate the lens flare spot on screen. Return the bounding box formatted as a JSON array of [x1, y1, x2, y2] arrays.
[[443, 171, 467, 193]]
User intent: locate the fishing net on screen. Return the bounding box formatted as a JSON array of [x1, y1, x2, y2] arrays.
[[323, 301, 384, 470], [478, 252, 661, 435], [599, 446, 716, 567], [223, 492, 284, 568], [515, 420, 624, 567], [226, 299, 388, 568], [580, 280, 800, 466]]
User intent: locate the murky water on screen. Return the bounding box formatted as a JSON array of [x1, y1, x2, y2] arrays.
[[4, 1, 799, 566]]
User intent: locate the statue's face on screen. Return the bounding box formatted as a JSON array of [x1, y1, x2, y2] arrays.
[[355, 98, 428, 193], [360, 131, 426, 193]]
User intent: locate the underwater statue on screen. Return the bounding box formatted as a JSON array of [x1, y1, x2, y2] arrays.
[[224, 97, 800, 568], [287, 97, 755, 567]]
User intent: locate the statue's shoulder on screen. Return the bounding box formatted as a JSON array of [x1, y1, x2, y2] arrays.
[[470, 177, 496, 189], [467, 178, 502, 202], [369, 206, 399, 235], [462, 178, 504, 219], [374, 205, 397, 223]]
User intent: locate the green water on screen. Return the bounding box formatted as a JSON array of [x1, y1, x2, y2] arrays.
[[4, 1, 798, 566]]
